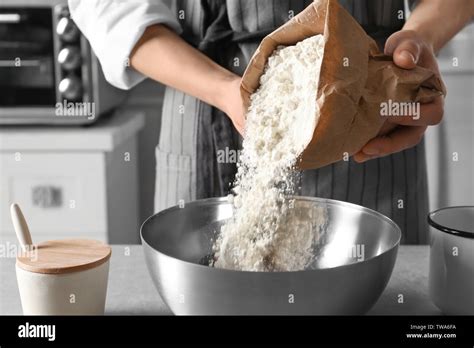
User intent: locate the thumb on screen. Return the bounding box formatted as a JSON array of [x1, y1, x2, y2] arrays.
[[385, 32, 421, 70]]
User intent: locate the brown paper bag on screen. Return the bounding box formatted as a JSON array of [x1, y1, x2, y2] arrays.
[[241, 0, 446, 170]]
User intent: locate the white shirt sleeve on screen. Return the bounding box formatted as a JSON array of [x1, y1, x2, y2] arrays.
[[68, 0, 182, 90]]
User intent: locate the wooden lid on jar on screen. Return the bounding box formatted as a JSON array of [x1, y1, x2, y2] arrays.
[[16, 239, 112, 274]]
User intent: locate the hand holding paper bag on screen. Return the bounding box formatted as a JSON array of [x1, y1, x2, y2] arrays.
[[241, 0, 446, 170]]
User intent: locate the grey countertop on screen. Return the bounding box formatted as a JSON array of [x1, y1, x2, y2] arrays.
[[0, 245, 441, 315]]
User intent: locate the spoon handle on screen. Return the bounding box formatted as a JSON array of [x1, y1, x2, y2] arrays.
[[10, 203, 33, 250]]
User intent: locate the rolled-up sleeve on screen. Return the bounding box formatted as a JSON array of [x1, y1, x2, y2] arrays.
[[69, 0, 182, 89]]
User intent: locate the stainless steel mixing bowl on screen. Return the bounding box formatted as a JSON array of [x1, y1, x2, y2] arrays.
[[141, 197, 401, 315]]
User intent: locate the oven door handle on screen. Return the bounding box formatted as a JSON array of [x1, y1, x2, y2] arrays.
[[0, 59, 42, 67], [0, 13, 23, 23]]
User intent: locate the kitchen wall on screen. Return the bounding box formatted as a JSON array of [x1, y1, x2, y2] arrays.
[[425, 23, 474, 210]]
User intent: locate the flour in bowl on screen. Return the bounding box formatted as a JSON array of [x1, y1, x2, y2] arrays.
[[213, 35, 327, 272]]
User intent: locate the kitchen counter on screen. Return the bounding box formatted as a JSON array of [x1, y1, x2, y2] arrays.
[[0, 245, 441, 315]]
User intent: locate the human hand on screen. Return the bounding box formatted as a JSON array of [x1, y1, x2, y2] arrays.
[[354, 30, 445, 163], [219, 76, 246, 135]]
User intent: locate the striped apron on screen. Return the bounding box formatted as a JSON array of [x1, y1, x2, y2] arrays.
[[155, 0, 429, 244]]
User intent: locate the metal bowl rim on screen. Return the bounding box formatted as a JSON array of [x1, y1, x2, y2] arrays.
[[140, 196, 401, 274]]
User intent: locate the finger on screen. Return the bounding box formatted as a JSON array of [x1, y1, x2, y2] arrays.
[[359, 126, 427, 160], [384, 31, 421, 70], [420, 97, 444, 125], [392, 40, 421, 69], [353, 151, 378, 163], [235, 123, 245, 136], [239, 122, 246, 135], [383, 96, 444, 126]]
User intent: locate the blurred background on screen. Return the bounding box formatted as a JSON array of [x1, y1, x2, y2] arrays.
[[425, 23, 474, 211]]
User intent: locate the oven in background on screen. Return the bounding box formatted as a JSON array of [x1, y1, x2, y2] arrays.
[[0, 0, 126, 125]]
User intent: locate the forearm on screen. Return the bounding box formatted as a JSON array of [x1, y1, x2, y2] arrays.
[[403, 0, 474, 53], [130, 24, 238, 112]]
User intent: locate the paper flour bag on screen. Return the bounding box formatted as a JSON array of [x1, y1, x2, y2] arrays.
[[241, 0, 446, 170]]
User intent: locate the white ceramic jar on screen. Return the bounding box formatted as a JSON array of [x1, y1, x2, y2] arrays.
[[16, 239, 111, 315], [428, 206, 474, 315]]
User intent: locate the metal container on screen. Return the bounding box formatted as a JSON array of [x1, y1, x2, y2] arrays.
[[428, 206, 474, 315], [141, 197, 401, 315]]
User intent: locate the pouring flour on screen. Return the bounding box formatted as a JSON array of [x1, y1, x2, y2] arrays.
[[210, 0, 445, 272], [212, 35, 327, 272]]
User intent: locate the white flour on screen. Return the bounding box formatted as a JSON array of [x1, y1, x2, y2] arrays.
[[213, 35, 327, 272]]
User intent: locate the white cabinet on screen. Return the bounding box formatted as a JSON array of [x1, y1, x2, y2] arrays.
[[0, 152, 107, 239], [0, 110, 145, 244]]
